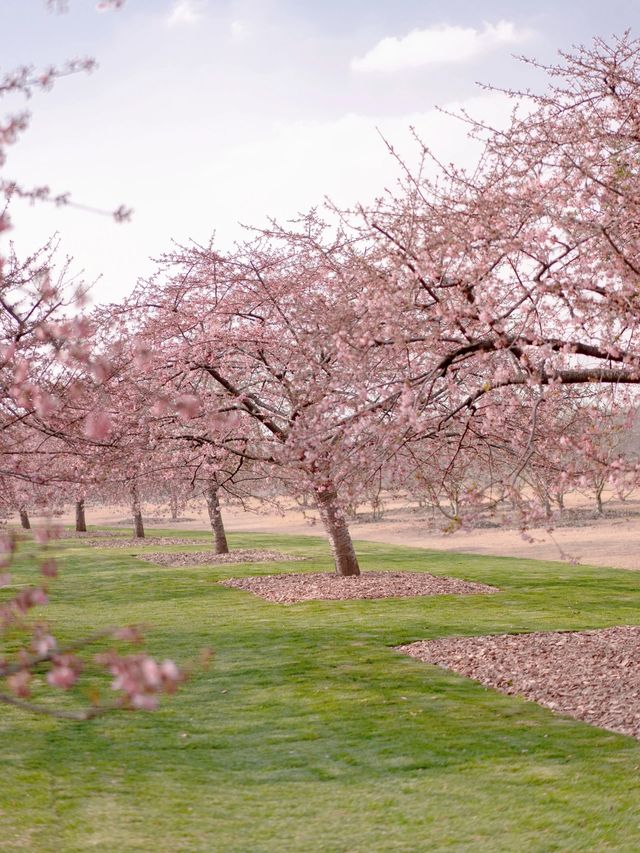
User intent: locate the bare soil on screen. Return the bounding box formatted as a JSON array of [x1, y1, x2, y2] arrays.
[[219, 571, 499, 604], [398, 626, 640, 740], [136, 550, 302, 567]]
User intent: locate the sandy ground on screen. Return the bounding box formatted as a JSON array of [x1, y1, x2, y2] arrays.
[[26, 496, 640, 572]]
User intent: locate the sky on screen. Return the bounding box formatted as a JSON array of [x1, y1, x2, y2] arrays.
[[2, 0, 640, 304]]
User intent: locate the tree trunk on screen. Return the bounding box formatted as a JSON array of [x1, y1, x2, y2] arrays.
[[371, 496, 383, 521], [169, 491, 179, 521], [131, 483, 145, 539], [75, 499, 87, 532], [19, 507, 30, 530], [205, 482, 229, 554], [596, 485, 604, 515], [314, 483, 360, 576]]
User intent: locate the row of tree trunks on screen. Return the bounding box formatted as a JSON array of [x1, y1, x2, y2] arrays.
[[314, 482, 360, 576], [36, 478, 356, 572], [17, 503, 88, 532], [207, 477, 358, 572], [129, 480, 231, 549], [19, 503, 88, 532], [19, 482, 358, 575], [206, 481, 229, 554]]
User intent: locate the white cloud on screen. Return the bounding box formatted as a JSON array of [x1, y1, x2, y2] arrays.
[[200, 92, 515, 222], [166, 0, 204, 27], [6, 92, 515, 304], [351, 20, 533, 73], [230, 19, 249, 42]]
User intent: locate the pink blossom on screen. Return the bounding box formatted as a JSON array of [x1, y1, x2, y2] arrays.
[[32, 632, 57, 656], [33, 529, 52, 545], [7, 671, 31, 698], [175, 394, 201, 420], [46, 655, 81, 689], [84, 411, 112, 440], [34, 392, 58, 417], [40, 558, 58, 578]]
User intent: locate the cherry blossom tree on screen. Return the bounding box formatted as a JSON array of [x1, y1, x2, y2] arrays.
[[106, 34, 640, 568], [334, 34, 640, 529], [125, 221, 411, 576]]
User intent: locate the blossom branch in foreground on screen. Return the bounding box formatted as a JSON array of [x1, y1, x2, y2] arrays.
[[0, 531, 187, 719]]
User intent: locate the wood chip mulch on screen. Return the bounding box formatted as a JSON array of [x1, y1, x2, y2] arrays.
[[219, 571, 499, 604], [77, 537, 216, 548], [15, 529, 122, 541], [55, 529, 123, 540], [136, 550, 302, 567], [397, 626, 640, 740], [111, 517, 197, 525]]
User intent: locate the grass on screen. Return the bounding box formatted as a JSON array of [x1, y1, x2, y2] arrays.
[[1, 529, 640, 852]]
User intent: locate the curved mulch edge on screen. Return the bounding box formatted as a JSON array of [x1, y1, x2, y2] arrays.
[[135, 550, 303, 567], [219, 571, 499, 604], [397, 626, 640, 740]]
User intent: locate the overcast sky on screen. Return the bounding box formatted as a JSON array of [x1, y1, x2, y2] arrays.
[[2, 0, 639, 304]]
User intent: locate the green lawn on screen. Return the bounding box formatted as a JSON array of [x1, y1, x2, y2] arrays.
[[2, 530, 640, 852]]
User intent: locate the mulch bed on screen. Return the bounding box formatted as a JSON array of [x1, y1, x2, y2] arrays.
[[397, 626, 640, 740], [112, 517, 197, 526], [54, 529, 123, 540], [219, 571, 499, 604], [78, 537, 216, 548], [136, 550, 302, 567]]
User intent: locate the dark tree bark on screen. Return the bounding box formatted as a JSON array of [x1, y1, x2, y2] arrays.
[[169, 491, 179, 521], [75, 499, 87, 533], [314, 482, 360, 576], [205, 482, 229, 554], [19, 507, 30, 530], [130, 483, 145, 539]]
